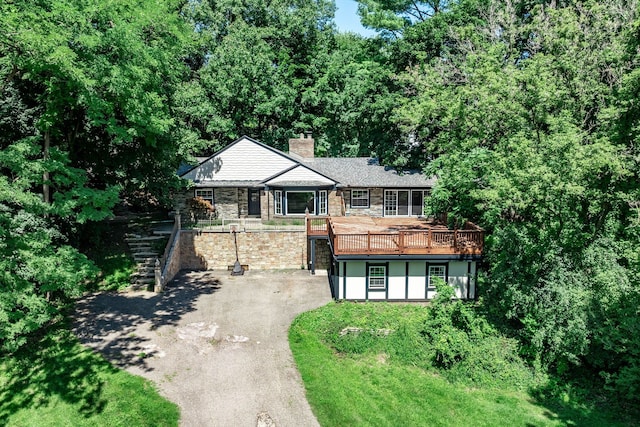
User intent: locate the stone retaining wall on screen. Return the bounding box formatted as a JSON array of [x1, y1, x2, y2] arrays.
[[180, 230, 308, 270]]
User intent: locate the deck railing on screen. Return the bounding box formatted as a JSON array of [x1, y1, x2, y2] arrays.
[[306, 216, 330, 236], [316, 217, 484, 256]]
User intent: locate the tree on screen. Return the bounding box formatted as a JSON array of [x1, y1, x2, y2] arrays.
[[395, 0, 640, 401], [0, 141, 118, 352], [177, 0, 335, 152], [1, 0, 194, 205], [0, 0, 193, 350]]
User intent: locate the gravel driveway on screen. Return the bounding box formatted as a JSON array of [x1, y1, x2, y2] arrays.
[[74, 269, 332, 427]]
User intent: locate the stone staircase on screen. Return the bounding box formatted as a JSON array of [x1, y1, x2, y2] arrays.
[[124, 218, 173, 290], [125, 235, 165, 289]]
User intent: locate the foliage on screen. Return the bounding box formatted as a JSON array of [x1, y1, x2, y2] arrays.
[[177, 0, 335, 151], [290, 302, 636, 426], [394, 0, 640, 403], [0, 0, 194, 205], [0, 323, 179, 426], [0, 141, 118, 352]]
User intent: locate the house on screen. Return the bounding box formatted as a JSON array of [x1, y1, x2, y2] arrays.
[[178, 134, 483, 301]]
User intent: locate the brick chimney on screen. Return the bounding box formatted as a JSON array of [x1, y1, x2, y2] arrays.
[[288, 131, 314, 159]]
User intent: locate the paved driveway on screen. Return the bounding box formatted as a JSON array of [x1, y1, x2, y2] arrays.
[[74, 270, 332, 427]]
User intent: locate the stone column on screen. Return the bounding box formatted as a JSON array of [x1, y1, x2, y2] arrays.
[[154, 258, 163, 293]]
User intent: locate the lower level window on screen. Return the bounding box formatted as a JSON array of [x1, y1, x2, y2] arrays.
[[368, 265, 387, 290], [428, 265, 447, 288]]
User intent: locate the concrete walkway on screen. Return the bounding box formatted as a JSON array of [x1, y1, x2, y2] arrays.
[[74, 270, 333, 427]]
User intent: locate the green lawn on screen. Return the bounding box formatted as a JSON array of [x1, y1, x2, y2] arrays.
[[0, 324, 179, 427], [289, 302, 634, 427]]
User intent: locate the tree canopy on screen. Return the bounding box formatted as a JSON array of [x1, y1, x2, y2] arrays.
[[1, 0, 639, 408]]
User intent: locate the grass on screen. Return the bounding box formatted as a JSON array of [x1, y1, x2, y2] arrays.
[[0, 323, 179, 427], [289, 302, 636, 427]]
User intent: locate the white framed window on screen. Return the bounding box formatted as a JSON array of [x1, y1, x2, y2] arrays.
[[428, 265, 447, 289], [385, 189, 428, 216], [274, 190, 283, 215], [286, 191, 315, 215], [351, 189, 369, 208], [318, 190, 328, 215], [384, 190, 397, 216], [368, 264, 387, 290], [195, 189, 214, 206]]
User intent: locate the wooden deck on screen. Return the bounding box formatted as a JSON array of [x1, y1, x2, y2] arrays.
[[307, 216, 483, 256]]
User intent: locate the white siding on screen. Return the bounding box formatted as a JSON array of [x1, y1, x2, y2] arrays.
[[387, 262, 406, 299], [182, 137, 296, 182], [344, 261, 366, 300], [340, 259, 477, 301], [407, 262, 426, 299], [265, 165, 334, 186], [448, 261, 470, 299]]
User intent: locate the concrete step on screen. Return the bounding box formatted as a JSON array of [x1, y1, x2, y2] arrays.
[[133, 257, 158, 263], [131, 272, 155, 279], [127, 241, 155, 247], [131, 276, 155, 283], [130, 246, 154, 253], [132, 251, 160, 257], [125, 235, 165, 242]]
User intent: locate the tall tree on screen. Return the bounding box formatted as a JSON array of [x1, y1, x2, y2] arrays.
[[177, 0, 335, 152], [0, 0, 193, 350], [395, 0, 640, 401]]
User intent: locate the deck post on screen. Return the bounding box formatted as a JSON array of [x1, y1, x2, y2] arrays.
[[310, 239, 316, 275], [367, 231, 371, 254], [427, 229, 432, 249], [398, 231, 405, 254]]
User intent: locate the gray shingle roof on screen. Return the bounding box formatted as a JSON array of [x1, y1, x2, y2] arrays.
[[192, 180, 262, 188], [301, 158, 435, 188]]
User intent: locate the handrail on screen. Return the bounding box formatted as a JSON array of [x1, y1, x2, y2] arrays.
[[160, 215, 180, 270], [330, 229, 484, 256]]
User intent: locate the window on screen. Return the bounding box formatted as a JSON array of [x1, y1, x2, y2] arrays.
[[385, 189, 429, 216], [195, 189, 214, 206], [411, 190, 430, 216], [428, 265, 447, 289], [384, 190, 397, 216], [274, 190, 282, 215], [318, 190, 328, 215], [351, 189, 369, 208], [286, 191, 315, 214], [368, 264, 387, 290]]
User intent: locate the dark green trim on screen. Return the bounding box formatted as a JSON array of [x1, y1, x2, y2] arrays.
[[426, 262, 449, 299], [342, 262, 347, 300], [405, 262, 409, 300], [366, 262, 389, 300], [466, 262, 471, 300]]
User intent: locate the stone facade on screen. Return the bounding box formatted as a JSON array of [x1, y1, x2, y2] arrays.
[[343, 188, 384, 217], [180, 230, 308, 270], [328, 190, 344, 216], [214, 188, 239, 219], [178, 187, 348, 221], [308, 238, 331, 270]]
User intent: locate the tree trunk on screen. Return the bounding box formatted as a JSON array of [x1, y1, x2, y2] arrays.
[[43, 131, 50, 204]]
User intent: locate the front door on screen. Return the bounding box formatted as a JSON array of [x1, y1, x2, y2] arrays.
[[248, 189, 261, 216]]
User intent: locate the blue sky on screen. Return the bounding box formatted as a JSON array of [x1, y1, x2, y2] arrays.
[[333, 0, 378, 37]]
